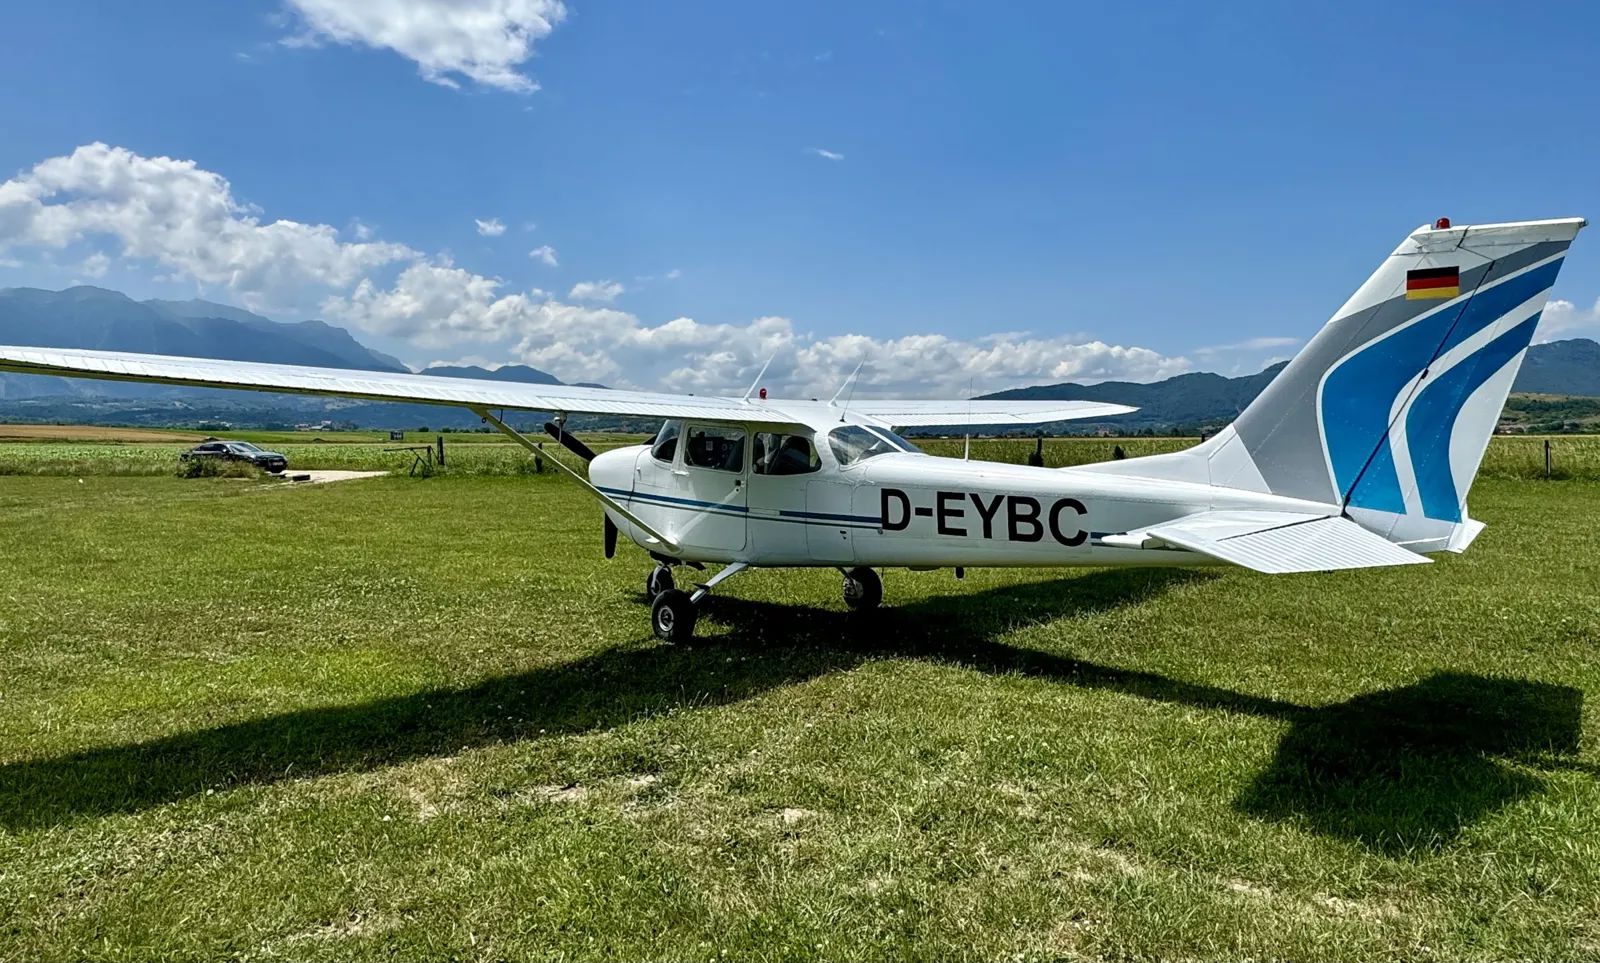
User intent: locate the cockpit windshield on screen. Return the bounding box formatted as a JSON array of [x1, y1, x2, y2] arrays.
[[827, 425, 920, 467]]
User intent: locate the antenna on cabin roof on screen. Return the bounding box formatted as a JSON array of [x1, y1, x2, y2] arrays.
[[829, 360, 865, 406], [742, 351, 778, 402], [963, 376, 974, 460], [830, 359, 867, 422]]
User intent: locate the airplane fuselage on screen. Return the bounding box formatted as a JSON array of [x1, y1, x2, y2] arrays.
[[591, 436, 1335, 570]]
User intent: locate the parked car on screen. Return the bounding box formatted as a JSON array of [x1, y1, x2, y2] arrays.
[[180, 440, 289, 474]]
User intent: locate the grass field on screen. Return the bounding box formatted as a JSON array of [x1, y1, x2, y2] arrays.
[[2, 446, 1600, 959], [1, 432, 1599, 482]]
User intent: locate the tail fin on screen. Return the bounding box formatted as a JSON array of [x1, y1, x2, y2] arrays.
[[1091, 217, 1585, 550]]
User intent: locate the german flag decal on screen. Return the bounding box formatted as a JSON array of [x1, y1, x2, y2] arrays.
[[1406, 265, 1461, 300]]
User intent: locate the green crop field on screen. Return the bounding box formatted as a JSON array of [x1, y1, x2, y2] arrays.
[[2, 441, 1599, 959]]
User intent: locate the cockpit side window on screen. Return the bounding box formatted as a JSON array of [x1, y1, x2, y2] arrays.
[[827, 424, 919, 467], [753, 432, 821, 475], [860, 425, 919, 453], [651, 421, 681, 464]]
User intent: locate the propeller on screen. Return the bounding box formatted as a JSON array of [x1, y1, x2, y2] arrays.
[[543, 421, 597, 461], [539, 422, 614, 558]]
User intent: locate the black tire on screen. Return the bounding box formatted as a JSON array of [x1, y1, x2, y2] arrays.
[[651, 589, 697, 643], [843, 566, 883, 611], [646, 565, 675, 598]]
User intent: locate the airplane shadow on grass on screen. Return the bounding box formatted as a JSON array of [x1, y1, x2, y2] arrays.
[[0, 568, 1584, 856]]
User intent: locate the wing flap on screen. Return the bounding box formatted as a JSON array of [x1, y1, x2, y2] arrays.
[[1139, 510, 1431, 574]]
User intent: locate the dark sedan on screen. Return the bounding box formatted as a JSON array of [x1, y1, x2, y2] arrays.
[[180, 440, 289, 473]]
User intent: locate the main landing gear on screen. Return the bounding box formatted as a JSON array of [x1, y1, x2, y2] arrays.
[[841, 566, 882, 612], [645, 562, 885, 643]]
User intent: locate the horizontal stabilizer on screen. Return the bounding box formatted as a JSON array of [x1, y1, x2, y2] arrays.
[[1127, 510, 1431, 574]]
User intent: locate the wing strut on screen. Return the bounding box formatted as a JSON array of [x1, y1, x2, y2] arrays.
[[471, 407, 681, 554]]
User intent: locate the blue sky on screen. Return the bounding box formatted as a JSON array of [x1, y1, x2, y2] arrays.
[[1, 0, 1597, 395]]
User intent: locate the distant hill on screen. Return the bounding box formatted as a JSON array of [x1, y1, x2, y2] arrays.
[[1513, 339, 1600, 395], [419, 363, 562, 385], [981, 363, 1288, 429], [980, 338, 1600, 432], [0, 286, 610, 429], [0, 286, 407, 403]]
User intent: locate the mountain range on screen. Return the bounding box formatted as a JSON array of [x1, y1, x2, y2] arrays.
[[0, 287, 571, 428], [979, 339, 1600, 430], [0, 285, 1597, 431]]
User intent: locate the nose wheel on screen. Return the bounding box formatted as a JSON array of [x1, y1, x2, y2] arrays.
[[647, 562, 747, 644], [646, 564, 675, 598], [651, 589, 698, 644], [842, 566, 883, 611]]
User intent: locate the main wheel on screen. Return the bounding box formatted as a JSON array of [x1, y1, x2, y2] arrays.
[[842, 566, 883, 611], [651, 589, 698, 643], [646, 565, 675, 598]]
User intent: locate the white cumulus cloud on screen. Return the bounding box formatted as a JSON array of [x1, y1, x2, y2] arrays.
[[321, 264, 1190, 395], [281, 0, 567, 93], [1539, 297, 1600, 341], [528, 244, 558, 266], [568, 279, 623, 303], [808, 147, 844, 161], [474, 217, 506, 237], [0, 142, 416, 311], [1, 142, 1192, 398], [79, 251, 110, 278]]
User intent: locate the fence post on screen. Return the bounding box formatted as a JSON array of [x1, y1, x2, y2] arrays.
[[436, 435, 445, 467], [1545, 438, 1552, 479]]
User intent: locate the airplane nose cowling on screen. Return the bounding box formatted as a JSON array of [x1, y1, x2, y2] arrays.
[[588, 444, 641, 494]]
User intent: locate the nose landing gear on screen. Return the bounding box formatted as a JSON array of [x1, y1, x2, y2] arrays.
[[646, 564, 675, 599], [650, 588, 697, 644], [648, 562, 748, 644]]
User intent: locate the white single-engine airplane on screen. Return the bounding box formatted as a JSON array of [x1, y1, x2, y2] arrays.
[[0, 217, 1583, 641]]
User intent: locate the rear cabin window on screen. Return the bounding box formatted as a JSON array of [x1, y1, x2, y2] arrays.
[[685, 425, 746, 473], [651, 421, 681, 463], [753, 432, 821, 475]]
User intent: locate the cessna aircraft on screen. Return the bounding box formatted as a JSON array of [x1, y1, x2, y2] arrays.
[[0, 217, 1583, 641]]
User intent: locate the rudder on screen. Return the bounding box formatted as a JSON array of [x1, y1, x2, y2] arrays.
[[1235, 217, 1584, 546]]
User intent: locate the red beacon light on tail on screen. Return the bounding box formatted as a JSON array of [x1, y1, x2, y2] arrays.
[[758, 387, 767, 400], [1435, 217, 1451, 230]]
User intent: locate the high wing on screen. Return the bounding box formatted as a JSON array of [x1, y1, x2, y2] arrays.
[[839, 398, 1136, 427], [0, 345, 770, 423], [0, 345, 1137, 428], [1099, 510, 1430, 573]]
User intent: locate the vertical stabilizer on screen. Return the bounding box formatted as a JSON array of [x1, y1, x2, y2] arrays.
[[1084, 217, 1584, 550]]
